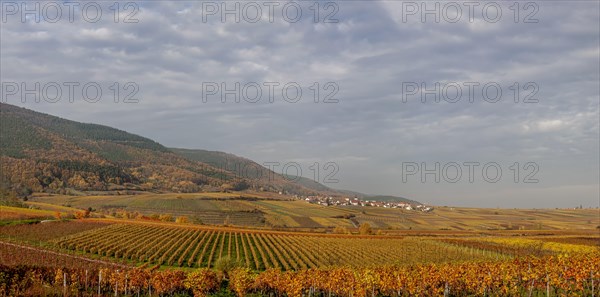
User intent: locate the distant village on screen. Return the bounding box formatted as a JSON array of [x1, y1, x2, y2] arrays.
[[301, 196, 434, 212]]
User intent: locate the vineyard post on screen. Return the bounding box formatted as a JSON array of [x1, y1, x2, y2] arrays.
[[528, 279, 535, 297], [98, 270, 101, 297], [115, 269, 119, 297], [592, 270, 595, 297], [487, 271, 492, 296], [63, 272, 67, 297], [85, 269, 88, 290], [397, 274, 401, 297], [371, 281, 375, 297], [328, 279, 332, 297], [546, 275, 550, 297]]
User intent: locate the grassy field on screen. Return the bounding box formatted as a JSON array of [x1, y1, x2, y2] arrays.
[[29, 193, 600, 231], [0, 202, 91, 227], [0, 205, 57, 223], [25, 201, 82, 213]]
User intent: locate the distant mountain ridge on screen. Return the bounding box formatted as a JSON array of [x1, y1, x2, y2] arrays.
[[170, 148, 341, 195], [171, 148, 421, 204], [0, 103, 304, 195], [0, 103, 419, 204]]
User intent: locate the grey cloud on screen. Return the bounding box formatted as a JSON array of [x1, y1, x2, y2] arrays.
[[1, 0, 598, 207]]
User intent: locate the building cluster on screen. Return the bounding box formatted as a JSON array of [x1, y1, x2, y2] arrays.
[[302, 196, 434, 212]]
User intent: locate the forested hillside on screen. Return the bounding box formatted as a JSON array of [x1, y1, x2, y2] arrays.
[[171, 148, 420, 204], [171, 148, 339, 195], [0, 104, 413, 201], [0, 104, 251, 196]]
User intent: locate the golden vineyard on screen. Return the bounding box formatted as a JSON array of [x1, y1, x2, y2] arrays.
[[54, 223, 515, 269], [1, 219, 599, 296], [1, 253, 598, 296]]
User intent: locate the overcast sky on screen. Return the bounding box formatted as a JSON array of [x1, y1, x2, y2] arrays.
[[1, 1, 598, 208]]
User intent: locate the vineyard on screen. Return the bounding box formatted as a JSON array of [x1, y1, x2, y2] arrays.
[[0, 220, 110, 242], [1, 219, 599, 296], [54, 223, 506, 270], [2, 219, 599, 296], [0, 241, 126, 270], [1, 253, 598, 296]]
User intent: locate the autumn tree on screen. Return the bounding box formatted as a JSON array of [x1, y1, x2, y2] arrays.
[[214, 256, 239, 278], [128, 268, 150, 296], [175, 216, 189, 223], [184, 269, 219, 297], [74, 209, 91, 219], [229, 268, 256, 297], [359, 223, 372, 235], [159, 214, 173, 222], [152, 270, 186, 296], [333, 226, 349, 234], [220, 183, 234, 192]]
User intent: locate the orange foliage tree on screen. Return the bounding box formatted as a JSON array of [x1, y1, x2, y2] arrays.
[[183, 269, 219, 297], [229, 267, 256, 297]]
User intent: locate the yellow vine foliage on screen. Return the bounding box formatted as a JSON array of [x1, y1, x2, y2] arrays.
[[184, 269, 219, 297]]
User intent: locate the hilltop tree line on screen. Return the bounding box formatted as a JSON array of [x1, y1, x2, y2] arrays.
[[0, 155, 257, 197]]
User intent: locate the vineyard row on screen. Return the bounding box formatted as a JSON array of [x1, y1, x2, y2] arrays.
[[1, 254, 598, 296], [54, 224, 508, 270]]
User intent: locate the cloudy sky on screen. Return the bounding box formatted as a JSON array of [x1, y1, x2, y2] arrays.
[[1, 1, 598, 208]]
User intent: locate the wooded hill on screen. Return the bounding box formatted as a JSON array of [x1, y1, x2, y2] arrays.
[[0, 103, 418, 205], [0, 103, 324, 196]]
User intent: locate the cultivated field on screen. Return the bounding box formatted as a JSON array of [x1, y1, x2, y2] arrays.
[[3, 194, 599, 296], [28, 193, 600, 230], [0, 205, 57, 224], [53, 223, 507, 270], [0, 218, 599, 296], [1, 219, 597, 270]]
